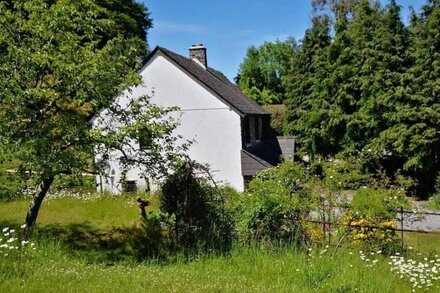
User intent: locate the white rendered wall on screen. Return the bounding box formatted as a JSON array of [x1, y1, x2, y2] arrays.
[[98, 53, 244, 192]]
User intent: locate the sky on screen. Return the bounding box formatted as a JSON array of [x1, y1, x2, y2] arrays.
[[144, 0, 427, 82]]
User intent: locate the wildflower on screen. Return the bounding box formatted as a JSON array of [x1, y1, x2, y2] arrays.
[[20, 224, 26, 229]]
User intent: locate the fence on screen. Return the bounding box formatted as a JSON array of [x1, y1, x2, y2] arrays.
[[308, 203, 440, 249]]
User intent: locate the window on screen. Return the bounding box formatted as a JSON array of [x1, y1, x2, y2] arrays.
[[124, 180, 137, 193], [256, 117, 262, 140], [243, 116, 263, 146], [244, 118, 251, 144]]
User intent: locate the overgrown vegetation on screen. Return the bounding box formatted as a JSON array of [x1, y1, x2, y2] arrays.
[[340, 188, 408, 254], [0, 0, 186, 238], [229, 162, 316, 248], [239, 0, 440, 199], [1, 190, 440, 292], [132, 161, 234, 259]]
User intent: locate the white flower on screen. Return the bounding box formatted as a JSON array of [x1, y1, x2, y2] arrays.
[[2, 228, 9, 233], [20, 224, 26, 229]]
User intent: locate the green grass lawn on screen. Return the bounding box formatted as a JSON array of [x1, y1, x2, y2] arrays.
[[0, 196, 139, 229], [1, 196, 439, 292]]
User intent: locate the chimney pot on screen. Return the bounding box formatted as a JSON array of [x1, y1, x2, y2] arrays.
[[189, 44, 207, 68]]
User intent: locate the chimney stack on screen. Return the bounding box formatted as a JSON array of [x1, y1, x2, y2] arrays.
[[189, 44, 207, 68]]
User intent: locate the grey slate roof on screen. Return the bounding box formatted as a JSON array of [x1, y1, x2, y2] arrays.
[[143, 46, 269, 116], [243, 136, 296, 176], [241, 149, 273, 177]]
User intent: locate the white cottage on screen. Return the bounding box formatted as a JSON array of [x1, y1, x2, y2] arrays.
[[98, 45, 294, 193]]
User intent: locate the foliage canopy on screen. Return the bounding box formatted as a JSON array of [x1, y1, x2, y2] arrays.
[[0, 0, 180, 236]]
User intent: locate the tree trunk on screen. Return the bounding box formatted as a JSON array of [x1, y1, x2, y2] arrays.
[[23, 175, 54, 240]]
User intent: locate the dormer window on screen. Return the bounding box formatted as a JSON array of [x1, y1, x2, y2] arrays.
[[244, 116, 263, 146]]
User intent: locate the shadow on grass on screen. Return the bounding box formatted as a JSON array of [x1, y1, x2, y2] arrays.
[[0, 220, 136, 263], [43, 223, 136, 263], [0, 219, 233, 264]]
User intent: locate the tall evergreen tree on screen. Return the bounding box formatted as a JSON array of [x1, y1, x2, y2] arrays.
[[368, 0, 440, 196], [346, 0, 409, 151], [283, 15, 332, 158]]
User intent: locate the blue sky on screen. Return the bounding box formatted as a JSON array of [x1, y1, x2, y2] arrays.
[[144, 0, 427, 81]]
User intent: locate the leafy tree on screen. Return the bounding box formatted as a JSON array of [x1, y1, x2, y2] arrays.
[[367, 0, 440, 196], [283, 0, 439, 196], [335, 0, 409, 152], [283, 15, 332, 158], [0, 0, 180, 238], [96, 0, 152, 53], [237, 39, 297, 105], [286, 1, 410, 160]]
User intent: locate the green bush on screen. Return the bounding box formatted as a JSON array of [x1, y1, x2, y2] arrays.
[[322, 156, 374, 191], [230, 162, 316, 248], [428, 193, 440, 211], [0, 171, 23, 201], [433, 173, 440, 201], [130, 210, 176, 260], [160, 161, 234, 255], [341, 187, 409, 254]]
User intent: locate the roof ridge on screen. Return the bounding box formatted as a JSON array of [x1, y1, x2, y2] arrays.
[[146, 46, 269, 116], [159, 47, 230, 84]]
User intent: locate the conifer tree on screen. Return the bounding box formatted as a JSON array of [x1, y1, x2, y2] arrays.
[[283, 15, 332, 158], [368, 0, 440, 196]]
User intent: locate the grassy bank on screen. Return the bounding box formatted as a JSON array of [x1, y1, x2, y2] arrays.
[[0, 240, 427, 292], [1, 196, 439, 292]]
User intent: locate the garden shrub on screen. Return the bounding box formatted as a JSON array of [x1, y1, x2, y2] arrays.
[[428, 193, 440, 210], [430, 173, 440, 209], [341, 188, 409, 253], [130, 210, 176, 260], [435, 173, 440, 195], [322, 156, 374, 191], [231, 162, 317, 248], [160, 161, 234, 255], [0, 171, 23, 201]]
